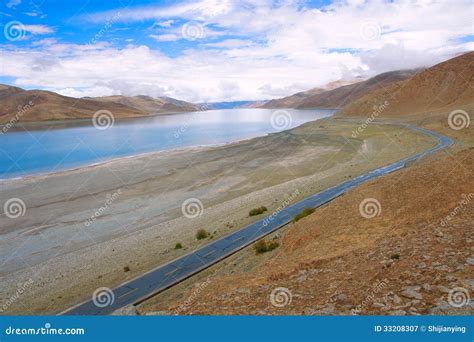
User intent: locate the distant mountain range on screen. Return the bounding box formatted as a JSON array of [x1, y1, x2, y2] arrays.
[[1, 52, 472, 124], [198, 101, 265, 110], [0, 86, 200, 124]]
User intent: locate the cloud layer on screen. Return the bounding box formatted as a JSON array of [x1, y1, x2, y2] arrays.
[[1, 0, 472, 102]]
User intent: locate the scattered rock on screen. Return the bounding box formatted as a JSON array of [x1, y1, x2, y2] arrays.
[[437, 285, 449, 293], [112, 304, 138, 316], [401, 287, 423, 300], [334, 293, 349, 305], [466, 257, 474, 266], [422, 284, 432, 291]]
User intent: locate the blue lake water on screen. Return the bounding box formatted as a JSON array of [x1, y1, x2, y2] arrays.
[[0, 108, 334, 179]]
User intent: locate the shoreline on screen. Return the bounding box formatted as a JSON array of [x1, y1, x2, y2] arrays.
[[0, 110, 335, 182]]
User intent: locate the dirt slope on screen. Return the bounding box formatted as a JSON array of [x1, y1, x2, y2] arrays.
[[261, 71, 419, 109], [338, 52, 474, 117], [90, 95, 199, 114], [0, 85, 199, 124], [146, 117, 473, 315]]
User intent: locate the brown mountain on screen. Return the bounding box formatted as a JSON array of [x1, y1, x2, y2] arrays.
[[338, 52, 474, 117], [0, 85, 198, 124], [90, 95, 199, 114], [261, 70, 421, 109]]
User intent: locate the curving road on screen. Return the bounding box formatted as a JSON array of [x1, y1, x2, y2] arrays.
[[62, 124, 453, 315]]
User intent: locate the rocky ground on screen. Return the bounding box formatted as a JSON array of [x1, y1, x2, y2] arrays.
[[138, 114, 473, 316]]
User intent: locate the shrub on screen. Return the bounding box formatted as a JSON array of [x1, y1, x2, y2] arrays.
[[123, 266, 130, 272], [254, 239, 279, 255], [249, 206, 268, 216], [175, 243, 183, 249], [196, 229, 209, 240], [292, 207, 315, 223]]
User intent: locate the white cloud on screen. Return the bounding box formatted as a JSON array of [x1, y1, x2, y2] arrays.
[[6, 0, 21, 9], [1, 0, 472, 101], [149, 33, 180, 42], [23, 24, 55, 35]]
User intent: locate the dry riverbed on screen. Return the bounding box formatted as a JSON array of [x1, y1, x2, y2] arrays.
[[0, 118, 436, 314]]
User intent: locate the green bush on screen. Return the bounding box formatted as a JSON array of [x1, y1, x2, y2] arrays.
[[175, 243, 183, 249], [196, 229, 209, 240], [249, 206, 268, 216], [254, 239, 279, 255], [292, 207, 315, 223]]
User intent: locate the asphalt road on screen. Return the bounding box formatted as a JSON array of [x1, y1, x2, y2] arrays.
[[62, 125, 453, 315]]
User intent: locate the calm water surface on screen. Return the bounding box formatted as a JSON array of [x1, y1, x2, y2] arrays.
[[0, 108, 335, 179]]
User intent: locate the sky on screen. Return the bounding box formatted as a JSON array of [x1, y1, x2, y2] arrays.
[[0, 0, 473, 102]]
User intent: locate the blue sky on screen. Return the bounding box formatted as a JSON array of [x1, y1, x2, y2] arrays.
[[0, 0, 473, 102]]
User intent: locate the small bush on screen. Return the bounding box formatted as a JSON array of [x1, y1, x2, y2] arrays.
[[123, 266, 130, 272], [175, 243, 183, 249], [254, 239, 279, 255], [249, 206, 268, 216], [196, 229, 209, 240], [292, 207, 315, 223]]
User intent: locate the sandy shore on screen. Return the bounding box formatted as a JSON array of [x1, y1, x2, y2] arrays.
[[0, 118, 436, 314]]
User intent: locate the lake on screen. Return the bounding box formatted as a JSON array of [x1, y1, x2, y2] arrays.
[[0, 108, 335, 179]]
